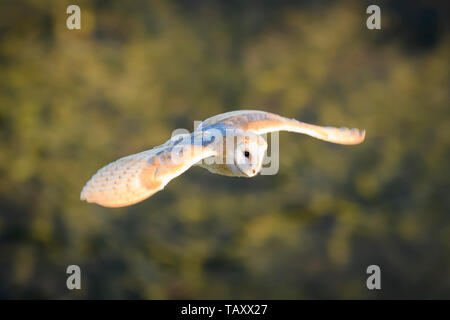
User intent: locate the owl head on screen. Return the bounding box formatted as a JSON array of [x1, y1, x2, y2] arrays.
[[233, 131, 267, 177]]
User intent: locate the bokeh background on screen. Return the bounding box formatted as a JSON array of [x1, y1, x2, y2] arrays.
[[0, 0, 449, 299]]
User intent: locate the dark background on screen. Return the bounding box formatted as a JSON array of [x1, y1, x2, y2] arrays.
[[0, 0, 448, 299]]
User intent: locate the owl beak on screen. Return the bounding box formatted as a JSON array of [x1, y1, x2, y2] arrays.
[[247, 163, 261, 177], [245, 170, 257, 178]]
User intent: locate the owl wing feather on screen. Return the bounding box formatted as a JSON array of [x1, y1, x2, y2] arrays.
[[198, 110, 365, 145], [80, 132, 217, 207]]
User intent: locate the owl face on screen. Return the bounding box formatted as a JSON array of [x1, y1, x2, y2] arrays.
[[233, 132, 267, 177]]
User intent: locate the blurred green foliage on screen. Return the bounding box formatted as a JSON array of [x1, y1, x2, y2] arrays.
[[0, 0, 449, 299]]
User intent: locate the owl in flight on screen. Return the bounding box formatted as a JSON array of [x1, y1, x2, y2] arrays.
[[81, 110, 365, 207]]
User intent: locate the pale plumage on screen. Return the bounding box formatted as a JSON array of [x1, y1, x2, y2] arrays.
[[81, 110, 365, 207]]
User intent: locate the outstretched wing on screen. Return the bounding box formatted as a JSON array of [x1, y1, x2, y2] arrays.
[[80, 132, 217, 207], [198, 110, 365, 145]]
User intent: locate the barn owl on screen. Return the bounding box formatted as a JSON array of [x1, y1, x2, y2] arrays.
[[80, 110, 365, 207]]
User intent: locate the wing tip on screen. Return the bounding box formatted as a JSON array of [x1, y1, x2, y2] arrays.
[[79, 179, 162, 208], [339, 127, 366, 145], [360, 129, 366, 142], [80, 184, 96, 205], [353, 128, 366, 144], [80, 185, 88, 201]]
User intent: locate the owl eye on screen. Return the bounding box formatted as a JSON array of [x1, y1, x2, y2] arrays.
[[244, 151, 250, 158]]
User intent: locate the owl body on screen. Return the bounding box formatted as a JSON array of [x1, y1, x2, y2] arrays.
[[195, 129, 268, 178]]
